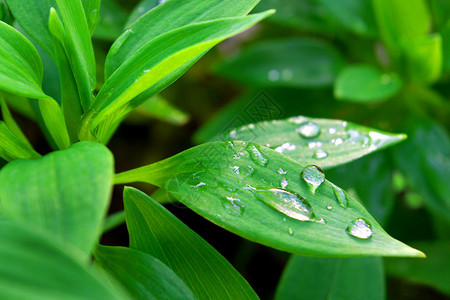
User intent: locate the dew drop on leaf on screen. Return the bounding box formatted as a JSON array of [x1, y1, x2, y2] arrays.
[[281, 178, 288, 188], [222, 197, 245, 216], [346, 218, 373, 239], [254, 188, 317, 222], [288, 228, 294, 236], [277, 168, 287, 175], [313, 149, 328, 159], [331, 184, 348, 208], [301, 165, 325, 192], [296, 122, 321, 139], [246, 144, 269, 167], [326, 204, 333, 210]]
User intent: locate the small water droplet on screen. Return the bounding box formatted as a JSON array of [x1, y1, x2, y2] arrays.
[[328, 127, 337, 134], [288, 228, 294, 236], [246, 144, 269, 167], [230, 166, 240, 174], [229, 130, 237, 139], [281, 178, 288, 188], [254, 188, 317, 222], [278, 168, 287, 175], [282, 217, 287, 222], [334, 138, 343, 146], [268, 69, 280, 81], [347, 129, 369, 146], [296, 122, 321, 139], [158, 0, 167, 4], [346, 218, 373, 239], [110, 29, 133, 55], [326, 204, 333, 210], [248, 124, 255, 129], [331, 184, 348, 208], [282, 69, 293, 80], [222, 197, 245, 216], [313, 149, 328, 159], [301, 165, 325, 192], [275, 142, 296, 153], [316, 218, 327, 224], [138, 6, 145, 13]]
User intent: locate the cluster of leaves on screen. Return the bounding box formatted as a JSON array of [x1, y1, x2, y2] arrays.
[[0, 0, 447, 299]]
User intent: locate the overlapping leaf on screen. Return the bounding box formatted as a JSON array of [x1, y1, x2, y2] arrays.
[[116, 141, 423, 257]]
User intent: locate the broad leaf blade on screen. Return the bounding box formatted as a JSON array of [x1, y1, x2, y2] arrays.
[[116, 141, 423, 257], [215, 38, 345, 88], [218, 115, 406, 169], [0, 219, 127, 299], [0, 20, 46, 99], [125, 0, 158, 28], [123, 187, 259, 300], [94, 245, 197, 300], [275, 256, 384, 300], [334, 64, 402, 103], [0, 142, 114, 260], [0, 122, 41, 161], [105, 0, 261, 78]]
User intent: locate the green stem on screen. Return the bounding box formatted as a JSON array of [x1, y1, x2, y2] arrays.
[[103, 210, 126, 233]]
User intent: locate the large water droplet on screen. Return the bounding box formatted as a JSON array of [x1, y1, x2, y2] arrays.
[[301, 165, 325, 192], [246, 144, 269, 167], [346, 218, 373, 239], [222, 197, 245, 216], [110, 29, 133, 55], [255, 188, 316, 221], [268, 69, 280, 81], [331, 184, 348, 208], [296, 122, 321, 139], [313, 149, 328, 159]]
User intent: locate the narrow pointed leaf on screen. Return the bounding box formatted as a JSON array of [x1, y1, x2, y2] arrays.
[[0, 122, 41, 161], [94, 245, 197, 300], [89, 11, 273, 138], [82, 0, 101, 35], [0, 219, 128, 299], [215, 38, 345, 88], [105, 0, 261, 78], [275, 256, 384, 300], [218, 115, 406, 169], [0, 20, 46, 99], [123, 187, 259, 300], [0, 142, 114, 260], [116, 141, 423, 257]]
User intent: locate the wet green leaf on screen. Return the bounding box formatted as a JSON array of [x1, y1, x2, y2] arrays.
[[218, 115, 406, 169], [215, 38, 345, 88], [334, 64, 402, 103], [116, 141, 423, 257], [0, 142, 114, 260], [275, 256, 384, 300], [0, 219, 128, 299], [386, 241, 450, 296], [94, 245, 196, 300], [123, 187, 259, 299]]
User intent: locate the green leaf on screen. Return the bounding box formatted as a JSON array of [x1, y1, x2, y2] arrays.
[[318, 0, 377, 37], [0, 121, 41, 161], [385, 241, 450, 296], [334, 64, 402, 103], [0, 20, 46, 99], [215, 38, 345, 88], [88, 11, 273, 141], [55, 0, 96, 111], [123, 187, 259, 300], [116, 141, 423, 257], [129, 94, 189, 126], [217, 115, 406, 169], [82, 0, 101, 35], [0, 95, 30, 145], [394, 121, 450, 223], [94, 245, 197, 300], [125, 0, 158, 29], [0, 142, 114, 260], [275, 255, 384, 300], [105, 0, 261, 78], [0, 218, 127, 299]]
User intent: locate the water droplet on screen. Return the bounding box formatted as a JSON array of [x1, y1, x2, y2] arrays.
[[331, 184, 348, 208], [158, 0, 167, 4], [194, 182, 207, 190], [110, 29, 133, 55], [308, 142, 322, 149], [222, 197, 245, 216], [246, 144, 269, 167], [326, 204, 333, 210], [313, 149, 328, 159], [230, 166, 240, 174], [228, 130, 237, 139], [278, 168, 287, 175], [296, 122, 321, 139], [275, 142, 296, 153], [282, 217, 287, 222], [281, 178, 288, 188], [316, 218, 327, 224], [347, 130, 369, 146], [346, 218, 373, 239], [254, 188, 317, 221], [247, 124, 255, 129], [268, 69, 280, 81], [301, 165, 325, 192], [334, 138, 343, 146], [138, 6, 145, 13], [328, 127, 337, 134], [244, 165, 254, 176], [288, 228, 294, 236], [282, 69, 293, 80]]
